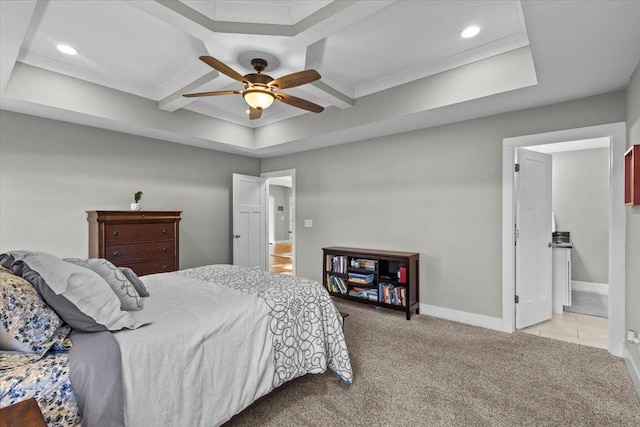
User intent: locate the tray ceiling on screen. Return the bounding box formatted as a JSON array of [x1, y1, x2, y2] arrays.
[[1, 1, 640, 157]]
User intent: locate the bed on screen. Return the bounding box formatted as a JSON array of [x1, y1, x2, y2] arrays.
[[0, 251, 352, 426]]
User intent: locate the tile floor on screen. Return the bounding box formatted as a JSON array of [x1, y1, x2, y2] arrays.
[[520, 311, 608, 350]]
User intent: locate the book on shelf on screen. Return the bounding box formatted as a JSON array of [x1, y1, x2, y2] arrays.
[[398, 266, 407, 284], [347, 272, 375, 284], [326, 255, 348, 274], [326, 274, 347, 294], [378, 282, 406, 306]]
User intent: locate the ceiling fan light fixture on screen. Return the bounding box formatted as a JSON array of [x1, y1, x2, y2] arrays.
[[243, 88, 275, 110]]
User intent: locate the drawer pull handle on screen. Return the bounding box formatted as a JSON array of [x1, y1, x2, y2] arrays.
[[162, 229, 168, 234], [162, 265, 168, 270], [113, 231, 119, 237], [113, 251, 121, 257], [162, 247, 168, 253]]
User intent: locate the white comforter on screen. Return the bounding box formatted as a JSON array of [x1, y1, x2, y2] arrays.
[[112, 265, 352, 427]]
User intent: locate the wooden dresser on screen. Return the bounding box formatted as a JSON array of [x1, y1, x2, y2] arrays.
[[87, 211, 181, 276]]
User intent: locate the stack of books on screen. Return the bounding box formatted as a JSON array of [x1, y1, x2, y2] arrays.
[[348, 287, 378, 301], [354, 258, 376, 270], [347, 272, 375, 284], [379, 283, 406, 306]]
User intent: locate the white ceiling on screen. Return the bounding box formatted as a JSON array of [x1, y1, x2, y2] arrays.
[[1, 1, 639, 158]]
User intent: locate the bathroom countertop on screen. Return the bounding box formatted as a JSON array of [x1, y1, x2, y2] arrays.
[[551, 231, 572, 248], [551, 242, 573, 249]]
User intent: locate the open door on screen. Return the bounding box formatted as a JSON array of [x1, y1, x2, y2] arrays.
[[232, 173, 267, 269], [515, 148, 553, 328]]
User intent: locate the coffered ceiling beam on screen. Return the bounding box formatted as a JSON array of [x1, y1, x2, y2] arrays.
[[0, 0, 37, 95], [159, 70, 219, 112]]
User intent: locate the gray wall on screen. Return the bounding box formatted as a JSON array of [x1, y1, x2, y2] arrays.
[[0, 111, 260, 268], [262, 91, 626, 319], [552, 148, 609, 284], [626, 59, 640, 370], [269, 185, 291, 242], [0, 89, 632, 335]]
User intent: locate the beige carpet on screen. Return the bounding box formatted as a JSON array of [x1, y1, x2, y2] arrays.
[[227, 299, 640, 426]]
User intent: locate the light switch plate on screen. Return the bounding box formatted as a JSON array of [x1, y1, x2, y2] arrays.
[[304, 219, 313, 228]]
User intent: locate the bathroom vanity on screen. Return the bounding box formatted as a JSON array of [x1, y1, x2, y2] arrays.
[[552, 231, 572, 313]]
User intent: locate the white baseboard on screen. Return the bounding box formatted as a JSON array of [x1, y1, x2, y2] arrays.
[[623, 343, 640, 397], [419, 303, 503, 332], [572, 280, 609, 295]]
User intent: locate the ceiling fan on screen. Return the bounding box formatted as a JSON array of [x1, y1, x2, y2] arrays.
[[183, 56, 324, 120]]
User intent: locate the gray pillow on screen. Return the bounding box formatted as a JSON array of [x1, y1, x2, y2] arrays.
[[0, 251, 147, 333], [118, 267, 149, 297], [64, 258, 143, 311]]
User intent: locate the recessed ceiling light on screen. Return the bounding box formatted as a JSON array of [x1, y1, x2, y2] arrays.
[[57, 44, 77, 55], [461, 26, 480, 39]]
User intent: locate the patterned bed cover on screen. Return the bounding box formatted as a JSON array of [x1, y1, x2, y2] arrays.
[[0, 350, 81, 426]]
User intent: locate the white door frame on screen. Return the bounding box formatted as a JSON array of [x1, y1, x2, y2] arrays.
[[262, 169, 296, 276], [268, 196, 275, 244], [501, 122, 626, 357]]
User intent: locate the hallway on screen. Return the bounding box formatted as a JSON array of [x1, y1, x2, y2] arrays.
[[269, 242, 292, 275]]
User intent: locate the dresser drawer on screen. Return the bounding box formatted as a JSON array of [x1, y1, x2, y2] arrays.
[[106, 241, 175, 264], [105, 223, 174, 244], [125, 259, 176, 276]]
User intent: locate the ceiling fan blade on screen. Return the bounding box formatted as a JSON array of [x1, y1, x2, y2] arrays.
[[269, 70, 320, 90], [276, 93, 324, 113], [249, 107, 263, 120], [183, 90, 241, 98], [199, 56, 248, 85]]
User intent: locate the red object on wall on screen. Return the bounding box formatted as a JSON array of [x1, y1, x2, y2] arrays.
[[625, 145, 640, 205], [398, 266, 407, 284]]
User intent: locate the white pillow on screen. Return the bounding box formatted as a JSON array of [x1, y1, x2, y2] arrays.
[[64, 258, 143, 311]]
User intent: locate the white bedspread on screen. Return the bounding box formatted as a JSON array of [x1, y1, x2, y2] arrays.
[[112, 271, 275, 427], [112, 265, 352, 427]]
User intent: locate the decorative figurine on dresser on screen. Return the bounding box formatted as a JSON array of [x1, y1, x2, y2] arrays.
[[87, 211, 181, 276]]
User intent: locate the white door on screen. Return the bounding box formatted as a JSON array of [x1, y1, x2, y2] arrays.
[[515, 148, 553, 328], [232, 173, 267, 269]]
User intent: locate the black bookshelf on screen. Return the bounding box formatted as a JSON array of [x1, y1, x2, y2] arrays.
[[323, 247, 420, 320]]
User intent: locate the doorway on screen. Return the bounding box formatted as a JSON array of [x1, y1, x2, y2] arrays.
[[517, 139, 610, 349], [501, 122, 626, 357], [262, 170, 296, 276]]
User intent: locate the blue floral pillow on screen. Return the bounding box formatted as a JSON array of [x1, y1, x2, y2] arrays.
[[0, 267, 70, 355]]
